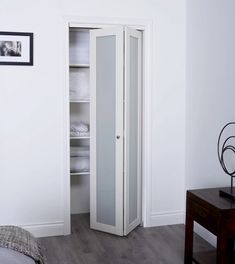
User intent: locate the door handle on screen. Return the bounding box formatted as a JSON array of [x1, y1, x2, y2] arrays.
[[116, 135, 120, 139]]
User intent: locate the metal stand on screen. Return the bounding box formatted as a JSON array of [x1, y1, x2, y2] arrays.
[[218, 123, 235, 202], [220, 177, 235, 201]]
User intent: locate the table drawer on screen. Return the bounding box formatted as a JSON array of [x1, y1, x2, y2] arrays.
[[188, 199, 217, 234]]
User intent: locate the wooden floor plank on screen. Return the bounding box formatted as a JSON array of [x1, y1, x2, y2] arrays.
[[40, 214, 216, 264]]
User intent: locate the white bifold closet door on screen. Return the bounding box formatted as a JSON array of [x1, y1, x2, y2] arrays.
[[90, 26, 142, 236], [124, 27, 142, 235]]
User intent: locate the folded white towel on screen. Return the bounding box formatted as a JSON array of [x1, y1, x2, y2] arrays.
[[70, 122, 89, 133], [70, 131, 90, 137], [69, 67, 90, 100], [70, 157, 90, 173], [70, 146, 89, 157], [69, 68, 90, 100]]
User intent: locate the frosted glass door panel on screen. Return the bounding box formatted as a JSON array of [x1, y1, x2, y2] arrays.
[[90, 27, 124, 236], [129, 36, 138, 224], [96, 36, 116, 226], [124, 28, 142, 235]]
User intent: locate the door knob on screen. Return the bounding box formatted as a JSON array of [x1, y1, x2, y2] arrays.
[[116, 136, 120, 139]]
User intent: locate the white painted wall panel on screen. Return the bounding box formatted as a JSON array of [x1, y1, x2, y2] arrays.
[[186, 0, 235, 190]]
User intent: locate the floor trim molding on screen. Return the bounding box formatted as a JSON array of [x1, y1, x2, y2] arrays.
[[194, 223, 217, 247], [150, 210, 185, 226], [20, 221, 64, 238]]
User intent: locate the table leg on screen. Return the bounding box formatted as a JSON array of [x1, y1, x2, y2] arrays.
[[184, 212, 194, 264], [227, 238, 234, 263], [217, 232, 228, 264]]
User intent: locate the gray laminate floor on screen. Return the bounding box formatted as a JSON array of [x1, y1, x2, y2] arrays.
[[40, 214, 215, 264]]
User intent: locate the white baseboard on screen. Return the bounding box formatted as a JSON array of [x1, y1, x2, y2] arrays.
[[150, 210, 185, 226], [150, 210, 216, 247], [20, 221, 65, 238], [194, 223, 217, 247]]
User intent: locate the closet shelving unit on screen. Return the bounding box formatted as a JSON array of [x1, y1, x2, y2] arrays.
[[69, 64, 90, 68], [70, 172, 90, 176], [70, 100, 90, 103], [70, 135, 90, 138], [69, 28, 91, 215]]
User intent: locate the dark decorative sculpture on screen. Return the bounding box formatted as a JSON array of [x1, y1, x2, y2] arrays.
[[217, 122, 235, 200]]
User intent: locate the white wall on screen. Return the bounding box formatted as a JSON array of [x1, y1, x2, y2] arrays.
[[186, 0, 235, 245], [186, 0, 235, 194], [0, 0, 186, 236]]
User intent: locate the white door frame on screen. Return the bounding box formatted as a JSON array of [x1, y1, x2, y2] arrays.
[[62, 17, 153, 235]]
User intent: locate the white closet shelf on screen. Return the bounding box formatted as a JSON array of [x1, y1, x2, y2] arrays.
[[69, 64, 90, 68], [70, 172, 90, 176], [70, 100, 90, 103], [70, 136, 90, 139]]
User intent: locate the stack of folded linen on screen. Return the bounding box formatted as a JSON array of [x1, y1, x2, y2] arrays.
[[70, 122, 89, 137], [69, 69, 90, 101], [70, 146, 90, 173]]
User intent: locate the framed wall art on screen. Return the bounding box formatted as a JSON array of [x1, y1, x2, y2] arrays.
[[0, 31, 33, 65]]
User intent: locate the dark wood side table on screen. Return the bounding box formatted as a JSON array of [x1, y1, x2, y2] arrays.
[[184, 188, 235, 264]]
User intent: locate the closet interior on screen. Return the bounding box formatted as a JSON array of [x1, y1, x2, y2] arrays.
[[69, 28, 91, 215], [69, 24, 143, 236]]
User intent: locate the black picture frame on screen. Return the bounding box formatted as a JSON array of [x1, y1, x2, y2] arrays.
[[0, 31, 33, 66]]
